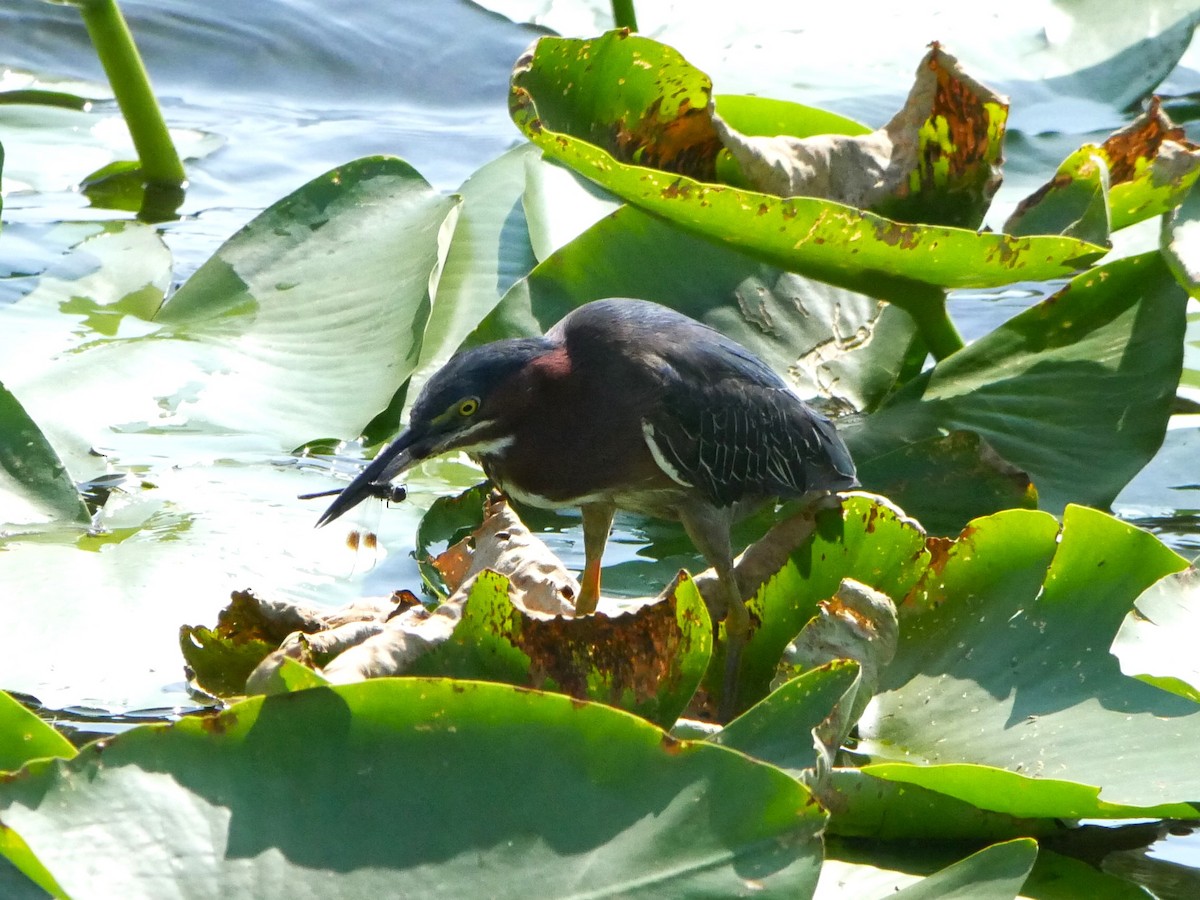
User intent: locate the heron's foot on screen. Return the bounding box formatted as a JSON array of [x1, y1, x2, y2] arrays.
[[718, 598, 752, 722], [574, 557, 602, 616]]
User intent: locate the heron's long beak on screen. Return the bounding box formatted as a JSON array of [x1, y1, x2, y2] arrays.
[[313, 429, 423, 527]]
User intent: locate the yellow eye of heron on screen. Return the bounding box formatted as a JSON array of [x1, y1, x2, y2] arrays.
[[457, 397, 479, 417]]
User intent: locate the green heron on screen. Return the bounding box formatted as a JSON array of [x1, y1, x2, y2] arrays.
[[312, 298, 858, 717]]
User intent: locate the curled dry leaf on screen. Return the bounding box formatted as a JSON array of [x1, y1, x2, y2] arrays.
[[780, 578, 899, 688], [779, 578, 898, 787], [713, 43, 1007, 228], [438, 490, 578, 615], [180, 589, 405, 698]]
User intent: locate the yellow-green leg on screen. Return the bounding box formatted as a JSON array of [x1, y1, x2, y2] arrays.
[[575, 503, 616, 615]]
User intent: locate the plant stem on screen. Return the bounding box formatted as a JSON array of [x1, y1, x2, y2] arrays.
[[611, 0, 638, 30], [73, 0, 185, 187], [907, 295, 965, 361]]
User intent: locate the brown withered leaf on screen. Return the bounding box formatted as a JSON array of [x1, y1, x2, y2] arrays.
[[452, 569, 710, 727], [182, 589, 407, 698], [713, 43, 1007, 228], [1103, 96, 1196, 185]]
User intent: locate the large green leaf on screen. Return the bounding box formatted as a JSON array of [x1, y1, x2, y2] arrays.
[[0, 680, 825, 897], [818, 839, 1141, 900], [859, 504, 1198, 814], [888, 839, 1036, 900], [416, 144, 540, 379], [714, 660, 862, 776], [509, 32, 1107, 306], [156, 156, 458, 446], [822, 769, 1061, 842], [852, 251, 1189, 513]]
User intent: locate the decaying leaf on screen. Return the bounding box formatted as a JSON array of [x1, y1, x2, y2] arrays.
[[443, 490, 578, 614], [414, 568, 712, 727], [248, 495, 579, 688], [713, 44, 1008, 228], [1007, 96, 1200, 236], [222, 496, 711, 725], [180, 589, 404, 698], [780, 579, 899, 690]]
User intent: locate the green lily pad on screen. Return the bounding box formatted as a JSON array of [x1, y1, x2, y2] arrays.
[[416, 144, 540, 381], [823, 769, 1062, 842], [0, 679, 825, 896], [889, 839, 1036, 900], [1004, 145, 1112, 244], [714, 659, 862, 777], [0, 382, 88, 527], [0, 159, 455, 711], [816, 837, 1037, 900], [860, 504, 1199, 814]]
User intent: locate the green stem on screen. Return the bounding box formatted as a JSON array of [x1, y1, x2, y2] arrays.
[[907, 296, 964, 361], [74, 0, 185, 187], [610, 0, 638, 30]]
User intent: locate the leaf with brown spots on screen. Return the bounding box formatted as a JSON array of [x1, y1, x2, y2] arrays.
[[181, 589, 407, 698], [511, 31, 723, 180], [414, 569, 712, 728], [1007, 97, 1200, 238], [716, 44, 1008, 229], [1004, 146, 1111, 245], [509, 32, 1106, 317]]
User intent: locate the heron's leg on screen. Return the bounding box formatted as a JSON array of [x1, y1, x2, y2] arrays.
[[576, 502, 616, 616], [679, 506, 746, 722]]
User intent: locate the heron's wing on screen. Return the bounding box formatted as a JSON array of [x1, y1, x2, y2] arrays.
[[642, 362, 857, 508]]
